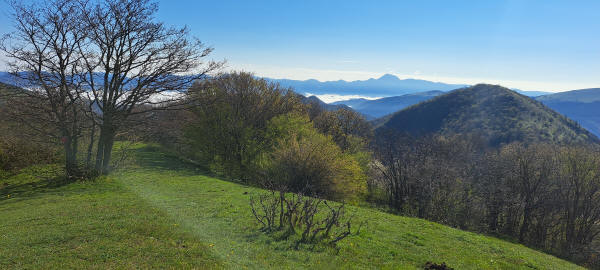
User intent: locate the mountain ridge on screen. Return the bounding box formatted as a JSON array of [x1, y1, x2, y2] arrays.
[[376, 84, 599, 146], [268, 73, 468, 96], [268, 73, 550, 97]]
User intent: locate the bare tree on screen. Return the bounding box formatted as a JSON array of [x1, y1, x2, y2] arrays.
[[501, 144, 555, 242], [2, 0, 222, 175], [371, 129, 414, 211], [1, 0, 89, 177], [557, 146, 600, 257], [78, 0, 222, 173]]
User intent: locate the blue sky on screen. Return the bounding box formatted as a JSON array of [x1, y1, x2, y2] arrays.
[[1, 0, 599, 92]]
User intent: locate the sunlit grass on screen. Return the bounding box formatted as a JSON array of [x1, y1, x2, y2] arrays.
[[0, 144, 583, 269]]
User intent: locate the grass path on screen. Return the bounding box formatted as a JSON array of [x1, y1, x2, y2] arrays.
[[0, 144, 584, 269]]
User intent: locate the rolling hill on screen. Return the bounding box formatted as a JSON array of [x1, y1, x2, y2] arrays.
[[0, 144, 583, 269], [376, 84, 599, 146], [332, 90, 444, 118], [536, 88, 600, 137]]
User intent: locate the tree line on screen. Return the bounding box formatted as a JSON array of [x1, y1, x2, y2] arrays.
[[171, 72, 372, 203], [372, 131, 600, 267]]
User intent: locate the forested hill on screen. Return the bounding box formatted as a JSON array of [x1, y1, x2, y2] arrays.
[[0, 83, 21, 106], [376, 84, 599, 146]]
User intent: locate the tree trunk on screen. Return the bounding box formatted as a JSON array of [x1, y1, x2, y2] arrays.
[[488, 205, 499, 232], [519, 202, 532, 242], [279, 191, 285, 228], [86, 123, 96, 167], [101, 130, 115, 174], [64, 136, 78, 178], [95, 128, 105, 172]]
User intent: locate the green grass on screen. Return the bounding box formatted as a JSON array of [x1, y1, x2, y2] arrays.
[[0, 144, 583, 269]]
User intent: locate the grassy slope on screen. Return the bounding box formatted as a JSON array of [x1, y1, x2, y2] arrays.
[[0, 144, 583, 269]]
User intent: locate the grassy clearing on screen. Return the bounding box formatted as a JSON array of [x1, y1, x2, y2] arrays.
[[0, 144, 583, 269], [0, 159, 221, 269]]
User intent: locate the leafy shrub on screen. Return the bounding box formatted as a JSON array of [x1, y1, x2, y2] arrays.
[[263, 114, 367, 202], [184, 72, 301, 180]]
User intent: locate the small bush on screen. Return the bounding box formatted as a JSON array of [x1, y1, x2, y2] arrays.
[[424, 261, 454, 270], [249, 189, 281, 232]]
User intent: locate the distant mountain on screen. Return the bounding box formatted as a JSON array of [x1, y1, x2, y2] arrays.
[[536, 88, 600, 103], [0, 72, 25, 86], [513, 89, 551, 97], [536, 88, 600, 137], [269, 74, 467, 96], [0, 71, 551, 98], [376, 84, 599, 146], [0, 71, 203, 90], [332, 90, 444, 118]]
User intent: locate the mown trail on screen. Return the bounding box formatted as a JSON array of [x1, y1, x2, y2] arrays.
[[0, 144, 584, 269], [114, 145, 583, 270]]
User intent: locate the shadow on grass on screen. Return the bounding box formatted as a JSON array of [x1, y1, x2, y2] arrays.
[[0, 144, 213, 202], [0, 174, 72, 202], [130, 145, 212, 176]]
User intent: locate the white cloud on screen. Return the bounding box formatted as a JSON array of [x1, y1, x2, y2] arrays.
[[147, 91, 184, 104], [305, 92, 381, 104]]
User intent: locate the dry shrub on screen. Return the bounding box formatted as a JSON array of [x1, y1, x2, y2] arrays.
[[249, 188, 364, 247]]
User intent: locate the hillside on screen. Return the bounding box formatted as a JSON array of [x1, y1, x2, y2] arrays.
[[0, 144, 583, 269], [376, 84, 599, 146], [536, 88, 600, 137], [333, 91, 444, 118], [0, 82, 22, 99]]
